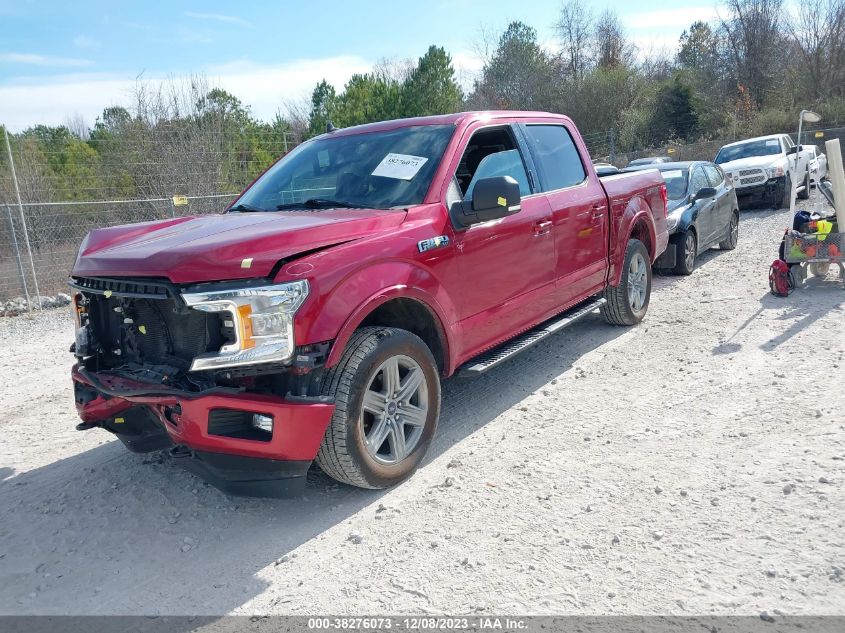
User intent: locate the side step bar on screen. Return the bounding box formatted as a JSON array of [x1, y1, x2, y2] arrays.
[[456, 296, 607, 377]]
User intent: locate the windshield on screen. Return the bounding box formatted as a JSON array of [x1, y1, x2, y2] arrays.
[[715, 139, 781, 164], [233, 124, 455, 211], [660, 169, 689, 200]]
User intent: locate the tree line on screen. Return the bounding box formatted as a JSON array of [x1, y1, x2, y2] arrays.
[[2, 0, 845, 206]]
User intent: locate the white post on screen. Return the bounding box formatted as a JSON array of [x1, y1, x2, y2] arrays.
[[3, 127, 42, 310], [825, 138, 845, 228]]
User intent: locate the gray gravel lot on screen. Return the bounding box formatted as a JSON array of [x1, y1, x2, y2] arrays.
[[0, 200, 843, 616]]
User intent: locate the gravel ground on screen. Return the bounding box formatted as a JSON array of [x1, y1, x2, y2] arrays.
[[0, 199, 843, 617]]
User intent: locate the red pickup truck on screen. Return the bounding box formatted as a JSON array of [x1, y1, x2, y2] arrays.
[[70, 111, 668, 496]]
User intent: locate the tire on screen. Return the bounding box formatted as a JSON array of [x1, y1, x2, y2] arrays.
[[719, 211, 739, 250], [808, 262, 829, 277], [316, 327, 440, 489], [780, 174, 792, 209], [673, 229, 697, 275], [601, 238, 651, 326], [798, 170, 810, 200]]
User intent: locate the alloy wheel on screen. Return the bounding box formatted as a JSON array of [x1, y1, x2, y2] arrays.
[[627, 252, 648, 312], [360, 355, 428, 465]]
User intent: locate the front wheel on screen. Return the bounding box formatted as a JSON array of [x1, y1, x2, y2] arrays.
[[780, 174, 793, 209], [673, 229, 697, 275], [601, 238, 651, 326], [316, 327, 440, 489], [798, 170, 810, 200]]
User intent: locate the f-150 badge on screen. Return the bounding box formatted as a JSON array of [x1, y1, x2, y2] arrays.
[[418, 235, 450, 253]]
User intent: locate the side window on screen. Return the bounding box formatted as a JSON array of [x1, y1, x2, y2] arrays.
[[783, 136, 794, 149], [704, 164, 723, 187], [690, 167, 710, 193], [456, 127, 531, 199], [522, 124, 586, 192]]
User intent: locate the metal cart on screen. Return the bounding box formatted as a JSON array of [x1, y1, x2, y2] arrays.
[[784, 180, 845, 286]]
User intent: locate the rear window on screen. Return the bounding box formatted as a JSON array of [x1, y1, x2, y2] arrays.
[[660, 169, 688, 200], [522, 124, 586, 192]]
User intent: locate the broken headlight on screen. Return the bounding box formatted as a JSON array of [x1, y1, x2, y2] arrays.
[[181, 280, 309, 372]]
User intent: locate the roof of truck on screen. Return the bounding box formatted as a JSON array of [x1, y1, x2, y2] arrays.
[[720, 134, 784, 149], [322, 111, 571, 138]]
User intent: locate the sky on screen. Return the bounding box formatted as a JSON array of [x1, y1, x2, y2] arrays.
[[0, 0, 722, 131]]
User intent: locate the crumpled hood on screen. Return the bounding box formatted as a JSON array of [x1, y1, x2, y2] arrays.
[[718, 155, 784, 172], [72, 209, 405, 283]]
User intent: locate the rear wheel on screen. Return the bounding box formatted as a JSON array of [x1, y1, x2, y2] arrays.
[[673, 229, 697, 275], [601, 238, 651, 326], [316, 327, 440, 489], [719, 211, 739, 250]]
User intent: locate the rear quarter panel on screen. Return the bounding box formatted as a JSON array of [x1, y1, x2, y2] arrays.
[[601, 170, 669, 286]]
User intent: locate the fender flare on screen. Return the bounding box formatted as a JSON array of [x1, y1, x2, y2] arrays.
[[325, 285, 455, 374], [610, 197, 658, 286]]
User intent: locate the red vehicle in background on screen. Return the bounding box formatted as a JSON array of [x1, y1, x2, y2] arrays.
[[70, 111, 669, 496]]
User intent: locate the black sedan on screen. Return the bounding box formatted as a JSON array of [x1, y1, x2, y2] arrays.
[[624, 161, 739, 274]]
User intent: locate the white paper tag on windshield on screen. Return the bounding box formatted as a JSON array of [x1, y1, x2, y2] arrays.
[[766, 139, 780, 147], [372, 153, 428, 180], [663, 170, 684, 179]]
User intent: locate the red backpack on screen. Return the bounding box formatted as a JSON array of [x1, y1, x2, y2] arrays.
[[769, 260, 792, 297]]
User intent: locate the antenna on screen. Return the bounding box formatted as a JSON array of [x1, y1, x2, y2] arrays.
[[326, 121, 336, 133]]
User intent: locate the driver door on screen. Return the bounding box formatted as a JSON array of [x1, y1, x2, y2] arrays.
[[448, 123, 556, 359]]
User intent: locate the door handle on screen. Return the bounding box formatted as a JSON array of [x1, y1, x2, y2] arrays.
[[591, 204, 605, 220], [533, 220, 553, 236]]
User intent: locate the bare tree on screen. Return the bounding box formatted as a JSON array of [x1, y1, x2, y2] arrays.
[[788, 0, 845, 100], [594, 9, 635, 69], [555, 0, 594, 81], [720, 0, 786, 106]]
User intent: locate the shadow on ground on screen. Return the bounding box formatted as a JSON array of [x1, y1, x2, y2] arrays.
[[0, 311, 629, 617]]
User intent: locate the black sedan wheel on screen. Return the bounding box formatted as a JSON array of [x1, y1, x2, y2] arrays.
[[673, 230, 697, 275]]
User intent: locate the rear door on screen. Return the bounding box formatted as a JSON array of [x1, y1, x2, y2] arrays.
[[518, 122, 609, 305]]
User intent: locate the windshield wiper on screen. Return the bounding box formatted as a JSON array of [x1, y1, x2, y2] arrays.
[[228, 203, 268, 213], [276, 198, 367, 210]]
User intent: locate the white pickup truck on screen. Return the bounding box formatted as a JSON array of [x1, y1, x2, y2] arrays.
[[714, 134, 813, 208]]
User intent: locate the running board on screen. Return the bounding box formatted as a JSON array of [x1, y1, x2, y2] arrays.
[[456, 297, 607, 377]]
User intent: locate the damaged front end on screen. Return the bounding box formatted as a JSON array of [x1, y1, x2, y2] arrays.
[[69, 276, 335, 497]]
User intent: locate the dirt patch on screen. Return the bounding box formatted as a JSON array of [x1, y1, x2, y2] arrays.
[[0, 200, 843, 616]]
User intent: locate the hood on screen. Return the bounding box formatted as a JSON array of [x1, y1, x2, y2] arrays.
[[72, 208, 406, 283], [718, 155, 784, 172]]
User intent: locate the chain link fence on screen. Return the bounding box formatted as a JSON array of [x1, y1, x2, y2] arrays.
[[0, 194, 239, 304]]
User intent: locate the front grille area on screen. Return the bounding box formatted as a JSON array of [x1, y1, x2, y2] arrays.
[[75, 277, 227, 371], [735, 168, 766, 187]]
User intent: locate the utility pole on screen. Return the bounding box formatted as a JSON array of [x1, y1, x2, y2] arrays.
[[4, 127, 42, 310]]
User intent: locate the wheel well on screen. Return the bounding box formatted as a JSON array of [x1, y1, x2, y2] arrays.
[[359, 298, 447, 372], [630, 220, 654, 258]]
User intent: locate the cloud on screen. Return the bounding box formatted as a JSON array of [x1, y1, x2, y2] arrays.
[[72, 35, 99, 50], [0, 52, 93, 68], [183, 11, 252, 27], [624, 7, 719, 31], [0, 55, 371, 131]]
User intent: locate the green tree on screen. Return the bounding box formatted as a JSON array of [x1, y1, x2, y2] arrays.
[[308, 80, 338, 136], [469, 21, 560, 110], [400, 46, 463, 117]]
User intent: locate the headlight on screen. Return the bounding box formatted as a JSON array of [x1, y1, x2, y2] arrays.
[[767, 165, 785, 178], [181, 280, 309, 371], [666, 212, 681, 232]]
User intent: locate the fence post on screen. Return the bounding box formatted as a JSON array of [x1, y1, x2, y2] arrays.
[[3, 127, 42, 311], [4, 203, 31, 307], [609, 128, 617, 165]]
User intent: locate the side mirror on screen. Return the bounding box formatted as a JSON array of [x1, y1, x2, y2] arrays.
[[692, 187, 717, 202], [786, 146, 798, 155], [451, 176, 522, 228]]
